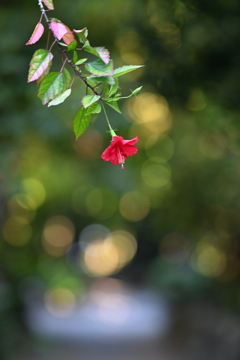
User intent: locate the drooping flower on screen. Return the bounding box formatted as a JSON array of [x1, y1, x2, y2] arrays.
[[101, 135, 138, 168]]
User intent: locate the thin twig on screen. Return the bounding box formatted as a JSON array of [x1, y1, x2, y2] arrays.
[[46, 28, 50, 50], [49, 39, 57, 52], [69, 73, 76, 88], [60, 58, 68, 73]]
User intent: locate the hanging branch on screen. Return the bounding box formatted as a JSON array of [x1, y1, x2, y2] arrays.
[[26, 0, 143, 167]]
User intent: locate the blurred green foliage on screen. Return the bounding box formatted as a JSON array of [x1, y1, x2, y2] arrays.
[[1, 0, 240, 357]]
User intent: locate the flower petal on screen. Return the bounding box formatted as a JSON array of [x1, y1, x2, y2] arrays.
[[101, 146, 121, 164], [121, 145, 138, 156], [110, 136, 124, 146], [101, 135, 138, 165], [122, 136, 138, 146]]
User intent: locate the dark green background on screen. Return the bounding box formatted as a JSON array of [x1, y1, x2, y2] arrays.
[[1, 0, 240, 358]]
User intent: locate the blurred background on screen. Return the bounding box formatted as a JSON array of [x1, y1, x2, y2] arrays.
[[1, 0, 240, 359]]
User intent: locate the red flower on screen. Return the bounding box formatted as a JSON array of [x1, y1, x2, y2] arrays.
[[101, 136, 138, 168]]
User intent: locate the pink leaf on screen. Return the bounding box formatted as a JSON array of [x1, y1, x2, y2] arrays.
[[50, 20, 68, 40], [28, 49, 54, 83], [62, 25, 75, 45], [94, 47, 110, 65], [42, 0, 54, 10], [26, 22, 44, 45]]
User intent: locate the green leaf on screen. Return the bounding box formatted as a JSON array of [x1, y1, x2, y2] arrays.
[[87, 76, 115, 85], [82, 94, 101, 109], [74, 28, 88, 43], [85, 59, 114, 76], [131, 86, 143, 96], [105, 86, 143, 102], [48, 89, 71, 107], [28, 49, 54, 82], [86, 103, 102, 115], [42, 0, 54, 10], [38, 69, 71, 105], [83, 41, 110, 64], [75, 58, 88, 65], [67, 40, 77, 52], [104, 99, 121, 114], [108, 79, 119, 97], [94, 47, 110, 65], [113, 65, 144, 78], [58, 41, 68, 47], [73, 106, 92, 139], [36, 60, 52, 86], [73, 51, 78, 63], [62, 68, 72, 87]]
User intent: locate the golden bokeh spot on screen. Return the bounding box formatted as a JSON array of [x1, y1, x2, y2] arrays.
[[81, 230, 137, 277], [190, 234, 227, 277], [44, 287, 76, 317], [42, 216, 75, 257], [7, 194, 36, 222], [3, 216, 32, 246], [82, 239, 120, 277], [105, 230, 137, 267], [185, 87, 207, 111], [22, 178, 46, 208], [119, 191, 150, 221], [141, 161, 171, 188], [196, 245, 226, 277], [125, 93, 172, 135]]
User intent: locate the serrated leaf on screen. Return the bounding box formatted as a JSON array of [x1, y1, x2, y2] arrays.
[[82, 94, 101, 109], [86, 103, 102, 115], [26, 22, 44, 45], [131, 86, 143, 96], [38, 69, 71, 105], [62, 25, 75, 45], [113, 65, 144, 78], [28, 49, 54, 82], [62, 67, 72, 87], [50, 19, 68, 40], [73, 28, 88, 43], [104, 99, 121, 113], [82, 41, 100, 56], [67, 40, 77, 52], [75, 58, 88, 65], [94, 47, 110, 65], [108, 79, 119, 97], [73, 106, 92, 139], [83, 41, 110, 64], [42, 0, 54, 10], [36, 60, 52, 86], [48, 89, 71, 107], [73, 51, 78, 63], [85, 59, 114, 76], [87, 76, 115, 85]]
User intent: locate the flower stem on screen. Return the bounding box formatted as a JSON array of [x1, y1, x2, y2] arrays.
[[101, 102, 116, 137]]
